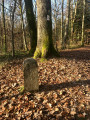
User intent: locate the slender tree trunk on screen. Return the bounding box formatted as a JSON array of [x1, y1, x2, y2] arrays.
[[0, 17, 1, 50], [0, 20, 3, 48], [70, 0, 73, 41], [34, 0, 58, 59], [81, 0, 85, 46], [0, 16, 1, 42], [24, 0, 37, 55], [54, 0, 57, 47], [11, 0, 17, 57], [61, 0, 64, 49], [19, 0, 28, 51], [64, 0, 71, 48], [71, 0, 78, 41], [2, 0, 7, 53]]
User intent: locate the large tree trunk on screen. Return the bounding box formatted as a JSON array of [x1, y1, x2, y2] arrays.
[[34, 0, 58, 59], [24, 0, 37, 55], [64, 0, 71, 48], [81, 0, 85, 46], [2, 0, 7, 53], [19, 0, 28, 51]]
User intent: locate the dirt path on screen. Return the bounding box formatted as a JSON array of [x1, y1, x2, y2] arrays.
[[60, 45, 90, 60]]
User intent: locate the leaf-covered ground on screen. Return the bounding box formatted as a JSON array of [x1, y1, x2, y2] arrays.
[[0, 46, 90, 120]]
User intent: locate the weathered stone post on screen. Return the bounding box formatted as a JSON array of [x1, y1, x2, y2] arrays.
[[23, 58, 39, 92]]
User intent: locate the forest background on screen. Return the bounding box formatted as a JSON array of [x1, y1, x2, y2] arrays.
[[0, 0, 90, 58]]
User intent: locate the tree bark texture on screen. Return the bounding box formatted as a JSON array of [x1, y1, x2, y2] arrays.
[[24, 0, 37, 54], [11, 0, 17, 57], [61, 0, 64, 48], [0, 16, 2, 48], [2, 0, 7, 53], [71, 0, 78, 41], [54, 0, 57, 45], [81, 0, 85, 46], [34, 0, 58, 58], [64, 0, 71, 48], [19, 0, 28, 51]]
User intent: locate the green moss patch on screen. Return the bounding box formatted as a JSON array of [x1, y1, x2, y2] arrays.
[[19, 86, 24, 93], [34, 48, 41, 59]]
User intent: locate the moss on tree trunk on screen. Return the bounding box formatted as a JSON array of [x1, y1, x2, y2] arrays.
[[34, 0, 59, 59]]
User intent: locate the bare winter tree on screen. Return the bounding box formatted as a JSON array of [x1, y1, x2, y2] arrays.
[[64, 0, 71, 48], [81, 0, 85, 46], [61, 0, 64, 48], [2, 0, 7, 53], [11, 0, 17, 57], [70, 0, 78, 41], [54, 0, 57, 44], [19, 0, 28, 51]]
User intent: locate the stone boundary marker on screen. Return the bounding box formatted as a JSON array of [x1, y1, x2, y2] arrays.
[[23, 58, 39, 92]]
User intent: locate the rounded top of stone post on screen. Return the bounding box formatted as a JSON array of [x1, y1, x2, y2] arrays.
[[23, 58, 38, 68]]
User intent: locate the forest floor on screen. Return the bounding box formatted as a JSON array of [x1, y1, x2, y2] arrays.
[[0, 45, 90, 120]]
